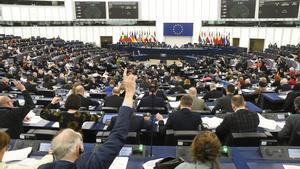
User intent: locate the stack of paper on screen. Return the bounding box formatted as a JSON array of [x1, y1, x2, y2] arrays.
[[167, 96, 176, 101], [169, 101, 180, 108], [202, 116, 223, 129], [109, 157, 129, 169], [3, 147, 32, 162], [258, 114, 277, 130], [283, 164, 300, 169]]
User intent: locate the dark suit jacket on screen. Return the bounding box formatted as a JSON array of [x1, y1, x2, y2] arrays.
[[211, 94, 234, 114], [159, 108, 202, 131], [107, 115, 151, 132], [202, 90, 223, 101], [216, 109, 259, 145], [38, 106, 133, 169], [103, 95, 123, 108], [137, 95, 167, 113], [78, 95, 100, 109], [283, 91, 300, 113], [0, 82, 12, 92], [0, 90, 34, 138], [143, 90, 167, 100], [24, 82, 38, 94], [167, 86, 186, 95], [278, 114, 300, 143]]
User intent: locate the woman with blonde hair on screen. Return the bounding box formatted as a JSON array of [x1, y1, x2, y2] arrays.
[[175, 131, 221, 169]]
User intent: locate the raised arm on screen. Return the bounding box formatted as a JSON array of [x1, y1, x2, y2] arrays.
[[13, 80, 35, 119], [77, 68, 136, 169]]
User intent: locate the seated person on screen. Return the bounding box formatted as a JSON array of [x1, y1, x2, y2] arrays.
[[137, 83, 168, 113], [175, 131, 221, 169], [0, 78, 12, 93], [202, 83, 223, 101], [275, 78, 291, 92], [188, 87, 205, 111], [156, 95, 202, 131], [74, 85, 100, 109], [38, 68, 135, 169], [0, 131, 53, 169], [216, 95, 259, 145], [241, 78, 252, 89], [278, 96, 300, 145], [167, 81, 186, 95], [283, 90, 300, 113], [0, 81, 34, 139], [40, 94, 100, 132], [211, 84, 235, 114], [103, 87, 124, 108], [107, 114, 151, 134], [253, 77, 268, 103], [24, 75, 38, 94], [42, 75, 56, 90]]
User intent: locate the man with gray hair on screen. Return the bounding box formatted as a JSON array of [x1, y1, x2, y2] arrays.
[[38, 68, 136, 169], [188, 87, 205, 111]]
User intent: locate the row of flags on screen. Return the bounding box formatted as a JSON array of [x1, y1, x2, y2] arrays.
[[198, 32, 231, 45], [119, 31, 157, 43]]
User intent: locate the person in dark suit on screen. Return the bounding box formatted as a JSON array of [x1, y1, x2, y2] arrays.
[[202, 83, 223, 101], [156, 95, 203, 131], [0, 80, 34, 138], [103, 87, 124, 108], [38, 69, 136, 169], [167, 81, 186, 95], [216, 95, 259, 145], [0, 78, 12, 92], [137, 83, 168, 113], [24, 75, 38, 94], [75, 85, 100, 109], [275, 78, 291, 92], [211, 84, 235, 114], [283, 90, 300, 113], [278, 96, 300, 145]]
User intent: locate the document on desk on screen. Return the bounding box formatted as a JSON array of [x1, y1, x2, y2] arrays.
[[82, 122, 95, 129], [169, 101, 180, 108], [108, 157, 129, 169], [258, 114, 277, 130], [52, 122, 59, 128], [3, 147, 32, 162], [283, 164, 300, 169], [276, 121, 286, 129], [167, 96, 176, 101], [143, 158, 163, 169], [202, 116, 223, 129]]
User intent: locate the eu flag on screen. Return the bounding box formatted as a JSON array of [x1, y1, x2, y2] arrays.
[[163, 23, 193, 36]]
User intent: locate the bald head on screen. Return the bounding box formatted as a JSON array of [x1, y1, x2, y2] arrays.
[[0, 96, 13, 108], [51, 129, 83, 161], [188, 87, 197, 97], [112, 87, 120, 96], [74, 85, 85, 96]]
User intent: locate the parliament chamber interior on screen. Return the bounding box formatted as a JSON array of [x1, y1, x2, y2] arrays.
[[0, 0, 300, 169]]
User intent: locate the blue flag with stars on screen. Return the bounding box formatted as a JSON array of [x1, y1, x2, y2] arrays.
[[163, 23, 193, 36]]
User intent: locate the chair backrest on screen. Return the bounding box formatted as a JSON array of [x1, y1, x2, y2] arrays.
[[166, 130, 199, 146], [138, 107, 167, 114], [231, 132, 267, 146], [101, 107, 119, 113], [96, 131, 140, 144]]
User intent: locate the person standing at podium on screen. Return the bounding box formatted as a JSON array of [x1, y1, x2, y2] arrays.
[[38, 68, 136, 169]]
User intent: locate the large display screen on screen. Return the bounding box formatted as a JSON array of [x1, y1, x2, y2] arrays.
[[75, 1, 106, 19], [259, 0, 299, 18], [221, 0, 256, 18], [108, 1, 139, 19]]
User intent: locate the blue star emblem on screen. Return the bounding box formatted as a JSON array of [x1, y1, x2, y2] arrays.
[[172, 24, 184, 35]]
